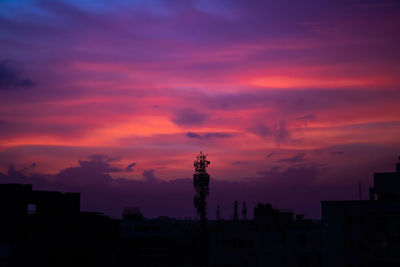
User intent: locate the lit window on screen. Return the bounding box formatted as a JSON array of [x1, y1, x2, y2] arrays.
[[27, 204, 36, 215]]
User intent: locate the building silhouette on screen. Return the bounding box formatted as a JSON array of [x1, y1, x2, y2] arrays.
[[0, 184, 117, 267], [322, 158, 400, 267], [209, 203, 321, 267], [1, 157, 399, 266]]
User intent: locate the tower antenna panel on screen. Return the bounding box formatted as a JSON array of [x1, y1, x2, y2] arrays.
[[193, 151, 210, 229]]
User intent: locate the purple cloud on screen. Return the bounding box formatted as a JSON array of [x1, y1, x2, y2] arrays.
[[296, 114, 316, 121], [203, 90, 400, 115], [249, 121, 290, 144], [126, 162, 136, 172], [0, 59, 35, 90], [248, 124, 271, 138], [273, 121, 290, 144], [186, 131, 234, 139], [142, 169, 160, 183], [186, 131, 202, 138], [172, 108, 208, 126], [278, 152, 307, 163]]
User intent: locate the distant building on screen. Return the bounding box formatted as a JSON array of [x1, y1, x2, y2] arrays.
[[209, 203, 322, 267], [322, 159, 400, 267], [120, 213, 206, 266], [0, 184, 80, 217], [0, 184, 117, 267]]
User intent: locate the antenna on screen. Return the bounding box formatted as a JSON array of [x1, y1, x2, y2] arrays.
[[216, 205, 220, 220], [241, 201, 247, 220], [233, 200, 239, 221], [193, 151, 210, 230]]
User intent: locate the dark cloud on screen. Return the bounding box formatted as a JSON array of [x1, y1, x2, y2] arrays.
[[5, 162, 38, 175], [172, 108, 208, 126], [204, 132, 234, 138], [20, 162, 37, 173], [88, 154, 119, 162], [273, 121, 290, 144], [204, 90, 400, 115], [126, 162, 136, 172], [0, 59, 35, 90], [6, 164, 27, 179], [186, 131, 234, 139], [142, 169, 160, 183], [278, 152, 307, 163], [186, 131, 202, 138], [53, 155, 128, 188], [257, 163, 321, 185], [58, 161, 114, 187], [248, 124, 271, 138], [249, 121, 290, 144], [232, 161, 249, 165], [77, 159, 121, 173], [331, 151, 344, 155], [296, 114, 316, 121], [0, 118, 97, 140]]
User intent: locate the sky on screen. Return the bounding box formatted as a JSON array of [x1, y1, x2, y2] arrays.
[[1, 0, 400, 219]]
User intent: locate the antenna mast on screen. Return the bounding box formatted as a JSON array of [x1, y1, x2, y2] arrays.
[[233, 200, 239, 221], [193, 151, 210, 230], [242, 201, 247, 220]]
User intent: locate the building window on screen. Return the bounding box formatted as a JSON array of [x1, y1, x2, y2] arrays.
[[300, 234, 308, 245], [27, 204, 36, 215], [375, 217, 387, 230]]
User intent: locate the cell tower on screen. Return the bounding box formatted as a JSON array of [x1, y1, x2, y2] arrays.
[[193, 151, 210, 229]]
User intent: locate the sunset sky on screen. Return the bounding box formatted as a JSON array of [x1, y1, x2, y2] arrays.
[[1, 0, 400, 219]]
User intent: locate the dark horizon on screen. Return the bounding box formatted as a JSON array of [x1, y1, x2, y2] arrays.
[[1, 154, 400, 266], [2, 154, 396, 220]]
